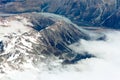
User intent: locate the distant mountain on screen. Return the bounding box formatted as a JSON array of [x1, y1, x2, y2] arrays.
[[0, 0, 120, 28]]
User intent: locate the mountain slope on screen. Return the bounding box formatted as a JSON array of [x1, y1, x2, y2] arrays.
[[0, 0, 120, 28], [0, 12, 105, 72]]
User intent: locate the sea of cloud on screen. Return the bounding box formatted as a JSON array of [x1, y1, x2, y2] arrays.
[[0, 29, 120, 80]]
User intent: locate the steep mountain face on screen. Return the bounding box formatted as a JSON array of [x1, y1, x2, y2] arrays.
[[0, 12, 104, 71], [0, 0, 120, 28]]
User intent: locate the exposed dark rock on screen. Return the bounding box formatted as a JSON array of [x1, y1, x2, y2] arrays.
[[63, 52, 95, 64], [0, 41, 4, 53], [31, 17, 55, 31]]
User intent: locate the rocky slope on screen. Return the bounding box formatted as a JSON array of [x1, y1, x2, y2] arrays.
[[0, 0, 120, 28]]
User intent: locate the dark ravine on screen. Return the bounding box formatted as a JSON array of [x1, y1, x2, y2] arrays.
[[0, 41, 4, 53]]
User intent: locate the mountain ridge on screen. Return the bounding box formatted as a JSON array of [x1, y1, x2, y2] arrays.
[[0, 0, 119, 28], [0, 12, 104, 72]]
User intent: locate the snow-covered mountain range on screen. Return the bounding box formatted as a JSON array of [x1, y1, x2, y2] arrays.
[[0, 12, 105, 73]]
